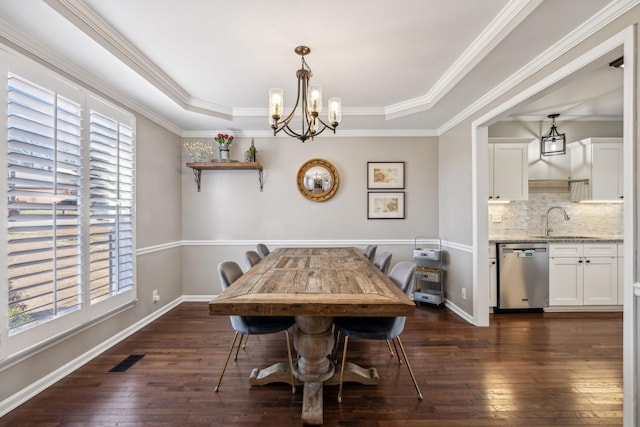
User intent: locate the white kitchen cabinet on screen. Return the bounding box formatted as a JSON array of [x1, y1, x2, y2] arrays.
[[489, 244, 497, 307], [582, 256, 618, 305], [549, 243, 618, 306], [549, 255, 583, 305], [488, 143, 528, 201], [569, 138, 623, 201]]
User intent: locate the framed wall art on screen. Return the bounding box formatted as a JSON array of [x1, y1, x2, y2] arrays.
[[367, 192, 405, 219], [367, 161, 405, 189]]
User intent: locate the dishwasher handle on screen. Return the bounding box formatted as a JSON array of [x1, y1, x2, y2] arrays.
[[500, 247, 547, 257]]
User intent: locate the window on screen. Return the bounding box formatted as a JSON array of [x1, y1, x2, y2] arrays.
[[7, 73, 83, 335], [88, 101, 135, 307], [2, 53, 135, 360]]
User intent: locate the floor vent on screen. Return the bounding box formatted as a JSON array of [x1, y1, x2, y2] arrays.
[[109, 354, 145, 372]]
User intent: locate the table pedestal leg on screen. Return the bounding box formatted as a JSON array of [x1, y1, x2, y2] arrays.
[[293, 316, 335, 425]]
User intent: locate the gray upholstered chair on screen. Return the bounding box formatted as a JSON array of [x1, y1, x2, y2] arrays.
[[244, 250, 262, 271], [256, 243, 270, 259], [363, 244, 377, 262], [373, 251, 392, 275], [215, 261, 296, 393], [334, 261, 422, 402]]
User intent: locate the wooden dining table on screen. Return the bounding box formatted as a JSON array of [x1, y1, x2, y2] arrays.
[[209, 247, 415, 425]]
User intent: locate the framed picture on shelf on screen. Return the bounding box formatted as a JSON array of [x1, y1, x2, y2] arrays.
[[367, 161, 405, 189], [367, 192, 405, 219]]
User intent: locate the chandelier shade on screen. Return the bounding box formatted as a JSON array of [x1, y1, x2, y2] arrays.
[[269, 46, 341, 142], [540, 113, 566, 156]]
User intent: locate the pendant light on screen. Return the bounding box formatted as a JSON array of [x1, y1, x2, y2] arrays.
[[540, 113, 566, 156]]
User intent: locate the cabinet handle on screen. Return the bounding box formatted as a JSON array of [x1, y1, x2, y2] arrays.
[[585, 259, 591, 263], [578, 259, 583, 263]]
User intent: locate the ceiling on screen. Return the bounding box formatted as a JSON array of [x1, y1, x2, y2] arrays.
[[0, 0, 629, 137]]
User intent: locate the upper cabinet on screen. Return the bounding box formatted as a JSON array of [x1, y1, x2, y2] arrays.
[[569, 138, 623, 201], [488, 143, 528, 201]]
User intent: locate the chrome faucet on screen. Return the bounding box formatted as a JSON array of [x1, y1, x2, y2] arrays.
[[545, 206, 570, 237]]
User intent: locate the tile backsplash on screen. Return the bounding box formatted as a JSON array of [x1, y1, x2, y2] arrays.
[[488, 192, 623, 237]]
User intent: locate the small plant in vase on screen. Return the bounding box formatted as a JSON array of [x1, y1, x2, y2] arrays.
[[215, 133, 234, 162]]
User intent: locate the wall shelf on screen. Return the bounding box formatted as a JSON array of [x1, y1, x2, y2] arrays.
[[186, 161, 263, 192]]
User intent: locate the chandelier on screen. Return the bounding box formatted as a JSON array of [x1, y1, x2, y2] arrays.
[[540, 113, 566, 156], [269, 46, 342, 142]]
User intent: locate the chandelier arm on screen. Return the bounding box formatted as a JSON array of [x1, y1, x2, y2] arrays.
[[314, 116, 338, 132], [301, 75, 314, 138], [310, 126, 328, 138], [282, 125, 303, 139], [278, 79, 304, 127], [272, 120, 293, 136], [283, 123, 313, 141], [312, 126, 332, 138]]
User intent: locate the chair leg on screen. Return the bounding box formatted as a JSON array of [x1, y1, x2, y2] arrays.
[[241, 334, 249, 349], [385, 339, 395, 357], [215, 331, 240, 392], [390, 338, 402, 364], [337, 335, 350, 403], [284, 329, 296, 394], [332, 330, 342, 363], [395, 336, 423, 400], [233, 333, 245, 361]]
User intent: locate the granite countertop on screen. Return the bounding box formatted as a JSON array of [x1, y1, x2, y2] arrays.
[[489, 235, 623, 244]]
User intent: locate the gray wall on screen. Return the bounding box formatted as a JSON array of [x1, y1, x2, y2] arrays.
[[181, 136, 440, 295], [137, 115, 183, 248], [438, 120, 474, 313]]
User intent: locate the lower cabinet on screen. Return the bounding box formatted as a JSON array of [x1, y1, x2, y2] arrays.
[[549, 243, 618, 306]]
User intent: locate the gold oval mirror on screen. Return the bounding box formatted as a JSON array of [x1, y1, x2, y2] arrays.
[[297, 158, 340, 202]]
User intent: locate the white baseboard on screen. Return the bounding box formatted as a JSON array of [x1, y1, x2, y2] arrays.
[[0, 296, 184, 417], [443, 299, 475, 324], [183, 294, 217, 302], [544, 305, 623, 312]]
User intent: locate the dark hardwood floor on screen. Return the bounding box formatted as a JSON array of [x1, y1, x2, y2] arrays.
[[0, 303, 622, 426]]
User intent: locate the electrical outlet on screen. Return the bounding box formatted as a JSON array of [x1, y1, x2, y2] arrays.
[[491, 213, 502, 223], [461, 287, 467, 300], [152, 289, 160, 303]]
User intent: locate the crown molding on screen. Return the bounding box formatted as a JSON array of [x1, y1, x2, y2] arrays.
[[180, 128, 438, 139], [41, 0, 543, 127], [0, 17, 183, 136], [504, 114, 623, 122], [385, 0, 542, 119], [488, 137, 537, 144], [438, 0, 640, 135], [7, 0, 635, 137], [233, 106, 386, 118], [43, 0, 232, 121]]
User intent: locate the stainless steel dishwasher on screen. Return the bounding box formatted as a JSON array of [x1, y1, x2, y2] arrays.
[[497, 242, 549, 311]]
